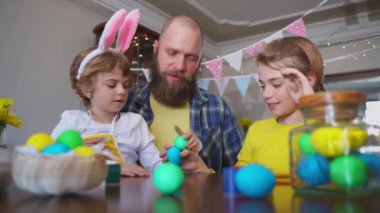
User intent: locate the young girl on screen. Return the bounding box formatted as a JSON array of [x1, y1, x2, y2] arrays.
[[51, 9, 161, 177], [236, 36, 325, 180]]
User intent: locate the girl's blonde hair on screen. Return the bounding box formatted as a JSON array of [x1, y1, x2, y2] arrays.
[[70, 47, 130, 107], [256, 36, 325, 92]]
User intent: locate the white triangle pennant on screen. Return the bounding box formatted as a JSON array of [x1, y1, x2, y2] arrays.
[[263, 31, 283, 44], [252, 73, 259, 83], [224, 50, 243, 72], [214, 78, 230, 97], [196, 79, 210, 90], [141, 68, 152, 82], [234, 76, 251, 97]]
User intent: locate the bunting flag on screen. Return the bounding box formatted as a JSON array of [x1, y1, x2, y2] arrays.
[[215, 78, 230, 97], [284, 18, 307, 37], [244, 42, 264, 57], [263, 31, 284, 44], [224, 50, 243, 72], [141, 68, 151, 82], [251, 73, 259, 84], [205, 58, 223, 79], [234, 76, 251, 97], [197, 79, 211, 90]]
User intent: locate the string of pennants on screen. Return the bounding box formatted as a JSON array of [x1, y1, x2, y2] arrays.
[[198, 0, 329, 97]]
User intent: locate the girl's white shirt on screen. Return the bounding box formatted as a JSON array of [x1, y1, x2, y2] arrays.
[[51, 110, 162, 173]]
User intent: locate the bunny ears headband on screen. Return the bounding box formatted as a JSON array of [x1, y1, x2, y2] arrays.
[[76, 9, 140, 80]]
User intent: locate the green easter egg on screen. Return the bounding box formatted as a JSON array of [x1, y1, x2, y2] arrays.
[[330, 155, 367, 189], [174, 136, 188, 150], [57, 130, 83, 150], [298, 133, 315, 155], [153, 195, 183, 213], [153, 163, 184, 194]]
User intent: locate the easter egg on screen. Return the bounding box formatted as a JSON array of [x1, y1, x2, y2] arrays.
[[74, 146, 95, 157], [42, 143, 70, 155], [330, 155, 367, 188], [296, 154, 330, 186], [347, 127, 368, 150], [311, 127, 367, 157], [237, 200, 275, 213], [333, 201, 365, 213], [298, 133, 315, 155], [355, 153, 380, 176], [153, 163, 184, 194], [174, 136, 188, 151], [153, 195, 183, 213], [167, 146, 182, 165], [25, 132, 54, 152], [56, 130, 83, 149], [235, 164, 275, 198]]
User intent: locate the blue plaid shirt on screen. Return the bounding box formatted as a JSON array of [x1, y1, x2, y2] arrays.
[[122, 84, 244, 173]]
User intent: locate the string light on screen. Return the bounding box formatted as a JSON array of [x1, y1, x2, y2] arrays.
[[322, 35, 380, 64]]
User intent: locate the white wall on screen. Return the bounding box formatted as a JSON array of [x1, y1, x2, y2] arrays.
[[0, 0, 108, 146]]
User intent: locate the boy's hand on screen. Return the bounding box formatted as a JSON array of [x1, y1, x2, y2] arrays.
[[281, 68, 315, 103], [183, 131, 202, 152], [121, 164, 149, 177]]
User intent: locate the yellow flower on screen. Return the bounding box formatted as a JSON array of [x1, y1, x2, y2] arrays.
[[0, 97, 23, 128], [239, 117, 253, 133]]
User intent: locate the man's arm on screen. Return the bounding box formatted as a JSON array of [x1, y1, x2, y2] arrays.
[[221, 100, 244, 168]]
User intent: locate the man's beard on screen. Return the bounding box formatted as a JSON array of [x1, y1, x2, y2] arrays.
[[150, 60, 197, 107]]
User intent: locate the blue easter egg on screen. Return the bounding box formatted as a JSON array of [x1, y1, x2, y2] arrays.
[[235, 164, 275, 198], [356, 153, 380, 176], [42, 143, 70, 155], [296, 154, 330, 186], [167, 146, 182, 165]]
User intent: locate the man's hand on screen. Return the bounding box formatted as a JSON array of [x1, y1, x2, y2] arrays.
[[159, 145, 211, 173], [182, 131, 202, 152]]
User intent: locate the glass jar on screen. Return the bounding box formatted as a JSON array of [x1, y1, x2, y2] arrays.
[[289, 91, 380, 196]]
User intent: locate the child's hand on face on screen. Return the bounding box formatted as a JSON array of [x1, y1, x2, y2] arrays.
[[183, 131, 202, 152], [121, 164, 149, 177], [280, 68, 315, 103]]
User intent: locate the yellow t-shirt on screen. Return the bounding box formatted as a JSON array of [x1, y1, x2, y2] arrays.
[[236, 118, 302, 178], [149, 95, 190, 151]]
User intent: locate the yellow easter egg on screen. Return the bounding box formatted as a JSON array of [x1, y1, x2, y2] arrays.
[[311, 126, 368, 157], [74, 146, 95, 157], [25, 132, 54, 152], [347, 126, 368, 150]]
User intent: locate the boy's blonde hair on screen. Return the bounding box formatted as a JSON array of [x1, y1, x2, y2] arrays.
[[69, 47, 130, 107], [256, 36, 325, 92]]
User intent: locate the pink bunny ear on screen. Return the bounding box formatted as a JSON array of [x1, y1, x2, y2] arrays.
[[98, 9, 127, 50], [116, 9, 140, 53]]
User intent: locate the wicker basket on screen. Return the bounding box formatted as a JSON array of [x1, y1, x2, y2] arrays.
[[12, 147, 107, 195]]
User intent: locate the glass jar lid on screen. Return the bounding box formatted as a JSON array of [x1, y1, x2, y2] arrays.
[[299, 90, 366, 109]]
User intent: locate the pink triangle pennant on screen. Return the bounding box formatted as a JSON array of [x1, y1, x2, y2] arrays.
[[205, 59, 223, 79], [285, 18, 307, 37], [244, 42, 264, 58]]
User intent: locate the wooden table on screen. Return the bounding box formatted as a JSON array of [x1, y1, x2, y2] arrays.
[[1, 172, 380, 213]]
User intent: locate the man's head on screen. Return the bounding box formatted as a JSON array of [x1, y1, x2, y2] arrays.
[[150, 16, 203, 107]]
